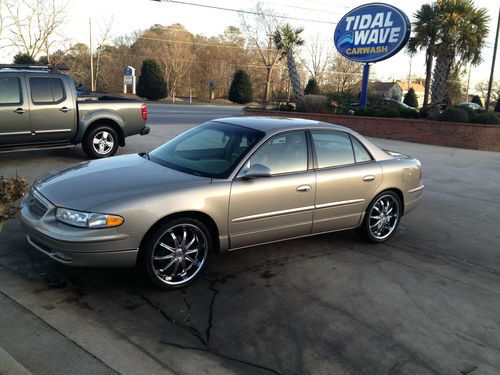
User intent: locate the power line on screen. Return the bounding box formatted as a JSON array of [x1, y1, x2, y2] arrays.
[[151, 0, 338, 25]]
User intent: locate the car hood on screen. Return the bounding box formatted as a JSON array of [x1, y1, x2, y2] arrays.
[[34, 154, 211, 210]]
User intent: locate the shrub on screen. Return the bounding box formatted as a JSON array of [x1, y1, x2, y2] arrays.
[[403, 88, 419, 108], [137, 59, 168, 100], [324, 92, 358, 114], [279, 102, 296, 111], [400, 108, 420, 119], [377, 107, 401, 118], [0, 175, 28, 232], [302, 95, 327, 113], [13, 53, 37, 64], [353, 106, 378, 117], [438, 107, 469, 123], [471, 95, 483, 107], [228, 69, 254, 104], [494, 100, 500, 112], [304, 78, 320, 95], [470, 112, 500, 125]]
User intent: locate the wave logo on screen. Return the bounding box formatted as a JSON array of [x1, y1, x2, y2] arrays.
[[337, 32, 354, 47]]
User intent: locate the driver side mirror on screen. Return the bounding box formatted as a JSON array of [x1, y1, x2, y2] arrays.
[[242, 164, 272, 179]]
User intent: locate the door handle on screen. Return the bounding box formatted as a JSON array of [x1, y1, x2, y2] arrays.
[[59, 107, 70, 113], [363, 175, 375, 182], [296, 185, 311, 192], [14, 108, 25, 114]]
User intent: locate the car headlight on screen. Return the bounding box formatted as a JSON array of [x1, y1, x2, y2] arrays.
[[56, 208, 123, 228]]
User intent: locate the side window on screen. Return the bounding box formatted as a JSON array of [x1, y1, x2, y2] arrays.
[[30, 77, 66, 104], [247, 131, 307, 175], [350, 136, 372, 163], [0, 77, 22, 105], [312, 131, 354, 168]]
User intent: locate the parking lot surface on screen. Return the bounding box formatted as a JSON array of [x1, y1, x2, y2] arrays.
[[1, 104, 499, 374]]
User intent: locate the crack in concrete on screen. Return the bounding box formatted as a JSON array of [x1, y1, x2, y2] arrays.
[[140, 273, 281, 375], [159, 340, 282, 374]]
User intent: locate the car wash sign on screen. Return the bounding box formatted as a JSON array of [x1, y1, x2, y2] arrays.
[[334, 3, 410, 63]]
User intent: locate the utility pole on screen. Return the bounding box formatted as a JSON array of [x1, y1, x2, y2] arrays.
[[407, 54, 413, 90], [89, 17, 95, 92], [485, 8, 499, 110]]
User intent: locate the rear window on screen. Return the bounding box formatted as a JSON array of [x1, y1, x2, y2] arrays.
[[30, 77, 66, 104], [0, 77, 22, 105]]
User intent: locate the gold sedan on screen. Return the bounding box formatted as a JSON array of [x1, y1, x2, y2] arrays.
[[21, 117, 423, 289]]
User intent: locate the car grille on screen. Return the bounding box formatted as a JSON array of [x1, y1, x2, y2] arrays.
[[28, 192, 48, 218]]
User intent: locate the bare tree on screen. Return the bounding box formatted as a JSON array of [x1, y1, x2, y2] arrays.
[[5, 0, 66, 61], [475, 79, 499, 102], [324, 53, 363, 93], [301, 34, 331, 85], [93, 17, 114, 91], [240, 3, 281, 103]]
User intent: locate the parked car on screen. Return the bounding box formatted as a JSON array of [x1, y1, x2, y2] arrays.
[[377, 98, 419, 112], [0, 64, 149, 158], [20, 117, 423, 289], [457, 102, 483, 111]]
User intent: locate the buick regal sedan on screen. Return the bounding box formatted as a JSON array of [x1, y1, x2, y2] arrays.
[[21, 117, 423, 289]]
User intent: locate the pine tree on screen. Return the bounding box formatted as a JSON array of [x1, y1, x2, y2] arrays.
[[13, 53, 37, 64], [304, 78, 320, 95], [228, 69, 253, 104], [136, 59, 168, 101], [403, 88, 419, 108], [471, 95, 483, 107]]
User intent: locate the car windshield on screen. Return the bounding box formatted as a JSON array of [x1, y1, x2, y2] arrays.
[[149, 121, 265, 179]]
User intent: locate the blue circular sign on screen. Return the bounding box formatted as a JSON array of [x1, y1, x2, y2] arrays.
[[334, 3, 410, 63]]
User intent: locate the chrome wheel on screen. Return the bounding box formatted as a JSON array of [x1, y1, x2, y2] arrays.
[[368, 194, 400, 240], [92, 130, 115, 155], [151, 223, 208, 286]]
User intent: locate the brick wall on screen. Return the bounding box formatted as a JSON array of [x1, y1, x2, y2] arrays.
[[242, 109, 500, 152]]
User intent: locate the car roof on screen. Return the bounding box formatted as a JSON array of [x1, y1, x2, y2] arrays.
[[212, 116, 351, 133]]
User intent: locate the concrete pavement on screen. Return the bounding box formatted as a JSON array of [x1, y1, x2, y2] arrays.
[[0, 103, 499, 374]]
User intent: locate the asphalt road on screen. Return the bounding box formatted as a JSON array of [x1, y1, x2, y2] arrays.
[[0, 103, 499, 374]]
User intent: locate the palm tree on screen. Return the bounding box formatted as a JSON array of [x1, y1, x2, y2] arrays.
[[273, 24, 305, 109], [407, 3, 439, 107], [430, 0, 489, 106]]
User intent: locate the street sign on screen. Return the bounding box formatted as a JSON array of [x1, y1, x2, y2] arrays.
[[334, 3, 410, 63], [123, 66, 136, 94]]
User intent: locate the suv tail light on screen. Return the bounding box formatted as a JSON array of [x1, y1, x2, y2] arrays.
[[141, 103, 148, 121]]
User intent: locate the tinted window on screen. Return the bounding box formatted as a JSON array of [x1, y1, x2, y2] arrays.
[[247, 131, 307, 175], [150, 122, 264, 179], [351, 136, 372, 162], [30, 77, 65, 104], [51, 78, 65, 102], [0, 77, 21, 105], [312, 131, 354, 168]]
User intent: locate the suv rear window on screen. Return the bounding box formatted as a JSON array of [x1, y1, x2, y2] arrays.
[[0, 77, 22, 105], [30, 77, 66, 104]]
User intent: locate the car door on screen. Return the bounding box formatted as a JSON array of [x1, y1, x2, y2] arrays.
[[311, 130, 382, 233], [0, 74, 32, 146], [28, 75, 76, 143], [228, 131, 316, 249]]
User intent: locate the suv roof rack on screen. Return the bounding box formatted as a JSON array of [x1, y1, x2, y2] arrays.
[[0, 64, 69, 72]]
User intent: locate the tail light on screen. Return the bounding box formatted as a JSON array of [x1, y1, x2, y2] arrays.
[[141, 103, 148, 121]]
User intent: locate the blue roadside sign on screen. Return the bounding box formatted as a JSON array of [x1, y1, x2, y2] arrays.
[[334, 3, 410, 63]]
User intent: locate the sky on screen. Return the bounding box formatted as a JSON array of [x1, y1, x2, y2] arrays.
[[2, 0, 499, 94]]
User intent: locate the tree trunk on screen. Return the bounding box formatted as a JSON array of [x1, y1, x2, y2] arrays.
[[423, 47, 433, 107], [286, 51, 304, 110], [264, 66, 272, 103], [430, 52, 453, 106]]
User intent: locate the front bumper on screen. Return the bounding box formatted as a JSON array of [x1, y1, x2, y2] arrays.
[[20, 191, 139, 267]]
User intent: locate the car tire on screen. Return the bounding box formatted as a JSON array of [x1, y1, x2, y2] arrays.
[[140, 218, 212, 290], [82, 125, 119, 159], [361, 191, 402, 243]]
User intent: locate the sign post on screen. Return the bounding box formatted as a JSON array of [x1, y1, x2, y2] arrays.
[[333, 3, 411, 106], [123, 66, 136, 95]]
